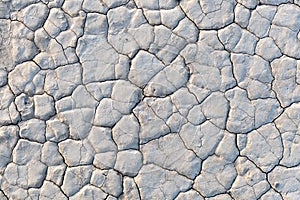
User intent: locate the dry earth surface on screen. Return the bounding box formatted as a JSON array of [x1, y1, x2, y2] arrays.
[[0, 0, 300, 199]]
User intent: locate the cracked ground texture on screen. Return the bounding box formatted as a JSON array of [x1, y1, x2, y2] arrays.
[[0, 0, 300, 199]]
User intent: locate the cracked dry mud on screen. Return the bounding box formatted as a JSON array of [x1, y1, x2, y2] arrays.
[[0, 0, 300, 199]]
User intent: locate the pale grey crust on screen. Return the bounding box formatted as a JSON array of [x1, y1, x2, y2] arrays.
[[0, 0, 300, 199]]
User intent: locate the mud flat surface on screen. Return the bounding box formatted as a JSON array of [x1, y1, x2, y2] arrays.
[[0, 0, 300, 199]]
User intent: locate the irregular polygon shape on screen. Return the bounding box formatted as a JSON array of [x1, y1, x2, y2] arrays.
[[112, 114, 139, 150], [40, 181, 67, 200], [44, 8, 69, 37], [107, 7, 140, 55], [255, 37, 282, 61], [129, 50, 164, 87], [111, 80, 141, 105], [239, 123, 283, 172], [61, 166, 92, 196], [76, 35, 118, 84], [200, 92, 229, 129], [0, 126, 18, 171], [179, 121, 224, 159], [271, 56, 300, 107], [4, 161, 47, 189], [17, 3, 48, 30], [174, 18, 199, 43], [33, 52, 56, 70], [58, 108, 94, 139], [150, 25, 187, 64], [144, 56, 189, 97], [161, 7, 185, 29], [93, 151, 117, 170], [46, 118, 69, 142], [135, 164, 193, 200], [82, 0, 108, 13], [248, 8, 274, 38], [268, 166, 300, 199], [252, 98, 282, 128], [46, 164, 66, 186], [69, 185, 107, 200], [101, 170, 123, 197], [90, 169, 106, 187], [215, 132, 239, 162], [58, 139, 94, 166], [87, 126, 117, 153], [94, 98, 122, 127], [62, 0, 83, 17], [85, 13, 108, 35], [187, 105, 206, 126], [85, 81, 113, 101], [227, 87, 282, 133], [171, 88, 198, 117], [198, 30, 224, 50], [44, 63, 82, 100], [230, 157, 270, 199], [176, 190, 204, 200], [181, 0, 235, 29], [269, 25, 300, 59], [142, 134, 201, 179], [231, 53, 274, 99], [27, 161, 47, 188], [41, 142, 64, 166], [275, 103, 300, 167], [236, 0, 257, 9], [114, 150, 143, 177], [19, 119, 46, 143], [15, 93, 34, 120], [166, 112, 188, 133], [234, 3, 251, 28], [133, 100, 170, 144], [10, 38, 38, 65], [194, 156, 237, 197], [0, 86, 19, 112], [273, 4, 300, 32], [33, 93, 55, 120], [145, 97, 173, 121], [8, 61, 40, 95], [219, 23, 258, 54], [120, 177, 140, 200], [12, 139, 42, 165]]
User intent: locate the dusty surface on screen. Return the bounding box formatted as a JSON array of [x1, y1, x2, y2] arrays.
[[0, 0, 300, 199]]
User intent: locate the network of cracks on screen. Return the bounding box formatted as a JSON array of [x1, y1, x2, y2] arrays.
[[0, 0, 300, 199]]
